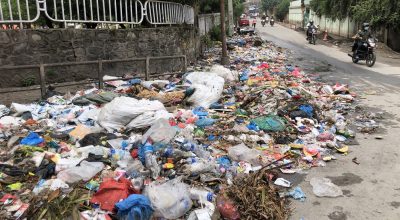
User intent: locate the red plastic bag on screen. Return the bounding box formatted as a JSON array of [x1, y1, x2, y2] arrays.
[[216, 194, 240, 220], [90, 177, 137, 211]]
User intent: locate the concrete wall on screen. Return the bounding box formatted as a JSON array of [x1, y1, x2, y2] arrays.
[[0, 27, 200, 88], [198, 13, 221, 36]]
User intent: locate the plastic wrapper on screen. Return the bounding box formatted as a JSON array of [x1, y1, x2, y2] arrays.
[[144, 178, 192, 219], [57, 161, 105, 184]]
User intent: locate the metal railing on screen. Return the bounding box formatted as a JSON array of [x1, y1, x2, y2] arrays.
[[0, 0, 41, 27], [0, 0, 194, 27], [42, 0, 144, 27], [183, 4, 194, 24], [144, 0, 183, 25], [0, 55, 187, 98]]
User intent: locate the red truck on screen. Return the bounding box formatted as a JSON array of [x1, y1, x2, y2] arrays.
[[239, 15, 250, 27]]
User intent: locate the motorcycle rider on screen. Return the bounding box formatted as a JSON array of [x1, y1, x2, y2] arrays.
[[306, 20, 317, 40], [352, 23, 372, 59], [261, 13, 266, 26]]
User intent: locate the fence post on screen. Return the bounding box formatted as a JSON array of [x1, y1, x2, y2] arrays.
[[183, 55, 187, 72], [145, 56, 150, 80], [39, 63, 46, 98], [98, 59, 103, 89]]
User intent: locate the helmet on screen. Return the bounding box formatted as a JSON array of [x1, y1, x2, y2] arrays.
[[310, 20, 314, 25], [362, 23, 370, 31]]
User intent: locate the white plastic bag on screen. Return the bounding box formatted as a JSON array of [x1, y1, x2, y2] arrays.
[[144, 178, 192, 219], [210, 65, 237, 82], [142, 118, 176, 144], [126, 110, 173, 129], [227, 143, 263, 166], [310, 177, 343, 197], [185, 72, 225, 108], [57, 161, 105, 184], [97, 97, 166, 132]]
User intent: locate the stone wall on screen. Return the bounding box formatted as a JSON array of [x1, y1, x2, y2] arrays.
[[0, 27, 200, 88]]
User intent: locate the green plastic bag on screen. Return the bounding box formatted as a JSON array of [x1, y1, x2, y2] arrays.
[[251, 115, 286, 132]]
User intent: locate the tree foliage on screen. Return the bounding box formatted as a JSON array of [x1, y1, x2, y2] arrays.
[[261, 0, 280, 14], [310, 0, 400, 29], [276, 0, 291, 20]]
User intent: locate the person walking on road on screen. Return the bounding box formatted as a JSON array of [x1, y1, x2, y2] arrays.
[[252, 18, 256, 28]]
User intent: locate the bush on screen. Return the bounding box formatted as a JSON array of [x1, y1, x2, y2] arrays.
[[21, 75, 36, 87]]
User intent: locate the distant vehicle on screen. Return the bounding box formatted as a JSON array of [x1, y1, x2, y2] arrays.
[[270, 18, 274, 26], [239, 16, 250, 26]]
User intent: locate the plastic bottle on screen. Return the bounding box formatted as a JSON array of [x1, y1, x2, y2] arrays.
[[144, 143, 160, 179], [182, 142, 210, 159], [190, 187, 214, 202]]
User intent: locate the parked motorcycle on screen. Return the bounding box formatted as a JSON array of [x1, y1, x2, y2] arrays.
[[348, 37, 377, 67], [270, 18, 274, 27], [307, 27, 317, 45], [261, 19, 266, 27]]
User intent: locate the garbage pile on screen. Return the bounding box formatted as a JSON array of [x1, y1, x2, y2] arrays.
[[0, 35, 359, 219]]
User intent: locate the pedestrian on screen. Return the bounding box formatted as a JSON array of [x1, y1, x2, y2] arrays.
[[252, 19, 256, 28]]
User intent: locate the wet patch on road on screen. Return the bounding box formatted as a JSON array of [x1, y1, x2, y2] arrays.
[[327, 173, 363, 186], [328, 207, 348, 220], [342, 190, 353, 197], [312, 201, 321, 206], [390, 201, 400, 209]]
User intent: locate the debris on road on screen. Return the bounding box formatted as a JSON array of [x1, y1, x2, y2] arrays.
[[0, 34, 361, 219]]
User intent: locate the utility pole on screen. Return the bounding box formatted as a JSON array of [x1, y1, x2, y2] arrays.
[[227, 0, 234, 36], [220, 0, 229, 65]]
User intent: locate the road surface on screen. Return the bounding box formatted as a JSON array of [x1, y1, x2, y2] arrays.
[[257, 24, 400, 220]]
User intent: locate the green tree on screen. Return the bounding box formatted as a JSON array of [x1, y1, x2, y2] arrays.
[[352, 0, 400, 29], [261, 0, 280, 14], [276, 0, 291, 21]]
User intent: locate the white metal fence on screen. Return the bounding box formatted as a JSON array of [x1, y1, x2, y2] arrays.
[[145, 0, 181, 25], [0, 0, 41, 25], [0, 0, 194, 28]]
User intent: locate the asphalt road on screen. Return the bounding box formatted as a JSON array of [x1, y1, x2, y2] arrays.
[[257, 24, 400, 220]]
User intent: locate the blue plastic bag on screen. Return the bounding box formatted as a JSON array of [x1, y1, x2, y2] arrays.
[[115, 194, 153, 220], [192, 107, 208, 117], [195, 118, 216, 127], [299, 105, 314, 118], [20, 132, 44, 146], [288, 186, 306, 202]]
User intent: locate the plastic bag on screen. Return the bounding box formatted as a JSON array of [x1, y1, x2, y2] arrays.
[[185, 72, 225, 108], [144, 178, 192, 219], [216, 194, 240, 220], [115, 194, 153, 220], [142, 119, 176, 144], [20, 132, 44, 146], [97, 97, 165, 132], [227, 143, 263, 166], [251, 115, 286, 132], [90, 177, 135, 211], [126, 110, 173, 129], [209, 65, 236, 82], [57, 161, 105, 184], [310, 177, 343, 197]]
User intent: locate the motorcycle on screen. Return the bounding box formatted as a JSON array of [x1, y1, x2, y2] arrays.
[[261, 19, 266, 27], [307, 27, 317, 45], [348, 37, 377, 67], [270, 19, 274, 27]]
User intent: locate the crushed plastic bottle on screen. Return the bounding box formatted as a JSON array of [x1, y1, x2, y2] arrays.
[[144, 143, 161, 179], [190, 187, 214, 202]]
